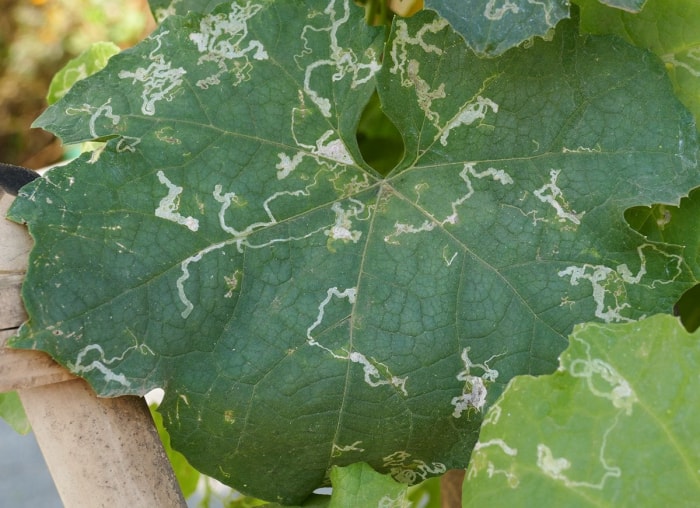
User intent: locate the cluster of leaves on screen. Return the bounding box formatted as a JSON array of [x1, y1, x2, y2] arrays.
[[3, 0, 700, 505]]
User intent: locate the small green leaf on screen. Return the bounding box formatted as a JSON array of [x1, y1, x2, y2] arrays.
[[625, 188, 700, 331], [263, 495, 330, 508], [407, 476, 442, 507], [625, 187, 700, 280], [425, 0, 569, 57], [0, 391, 31, 435], [149, 404, 200, 498], [47, 42, 121, 105], [576, 0, 700, 125], [463, 314, 700, 506], [329, 463, 409, 507]]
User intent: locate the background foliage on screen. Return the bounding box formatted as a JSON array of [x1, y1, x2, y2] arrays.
[[0, 0, 151, 168]]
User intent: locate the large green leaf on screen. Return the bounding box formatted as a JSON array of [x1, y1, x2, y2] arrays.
[[463, 314, 700, 506], [7, 1, 699, 503], [575, 0, 700, 125], [425, 0, 570, 56]]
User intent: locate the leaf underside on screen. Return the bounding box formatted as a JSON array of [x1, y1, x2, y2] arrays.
[[425, 0, 570, 57], [595, 0, 645, 13], [7, 0, 699, 503]]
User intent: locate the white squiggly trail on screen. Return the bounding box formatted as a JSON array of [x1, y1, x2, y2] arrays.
[[439, 96, 499, 146], [188, 1, 268, 89], [176, 241, 233, 318], [568, 331, 637, 414], [382, 450, 447, 484], [468, 438, 520, 487], [389, 17, 500, 144], [324, 199, 366, 243], [155, 170, 200, 232], [383, 163, 512, 273], [390, 17, 448, 128], [306, 287, 408, 395], [390, 17, 449, 126], [66, 99, 120, 139], [531, 329, 633, 489], [118, 30, 186, 115], [536, 430, 622, 490], [384, 220, 436, 245], [298, 0, 381, 117], [533, 169, 584, 226], [65, 99, 141, 153], [558, 243, 684, 323], [67, 338, 154, 388], [331, 440, 365, 457], [451, 347, 501, 418], [276, 129, 355, 180], [173, 167, 369, 317], [444, 163, 513, 224], [484, 0, 520, 20]]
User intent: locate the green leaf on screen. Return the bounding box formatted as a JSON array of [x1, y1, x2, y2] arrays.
[[264, 495, 329, 508], [424, 0, 570, 56], [463, 314, 700, 506], [596, 0, 645, 12], [625, 188, 700, 331], [0, 391, 31, 435], [149, 403, 200, 498], [328, 463, 409, 507], [407, 476, 442, 507], [8, 1, 699, 503], [47, 42, 121, 105], [625, 188, 700, 279], [575, 0, 700, 125], [265, 463, 428, 507]]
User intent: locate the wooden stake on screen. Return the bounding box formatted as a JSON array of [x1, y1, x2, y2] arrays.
[[19, 380, 186, 507]]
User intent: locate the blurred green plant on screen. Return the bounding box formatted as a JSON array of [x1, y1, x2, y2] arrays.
[[0, 0, 152, 167], [0, 392, 30, 435]]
